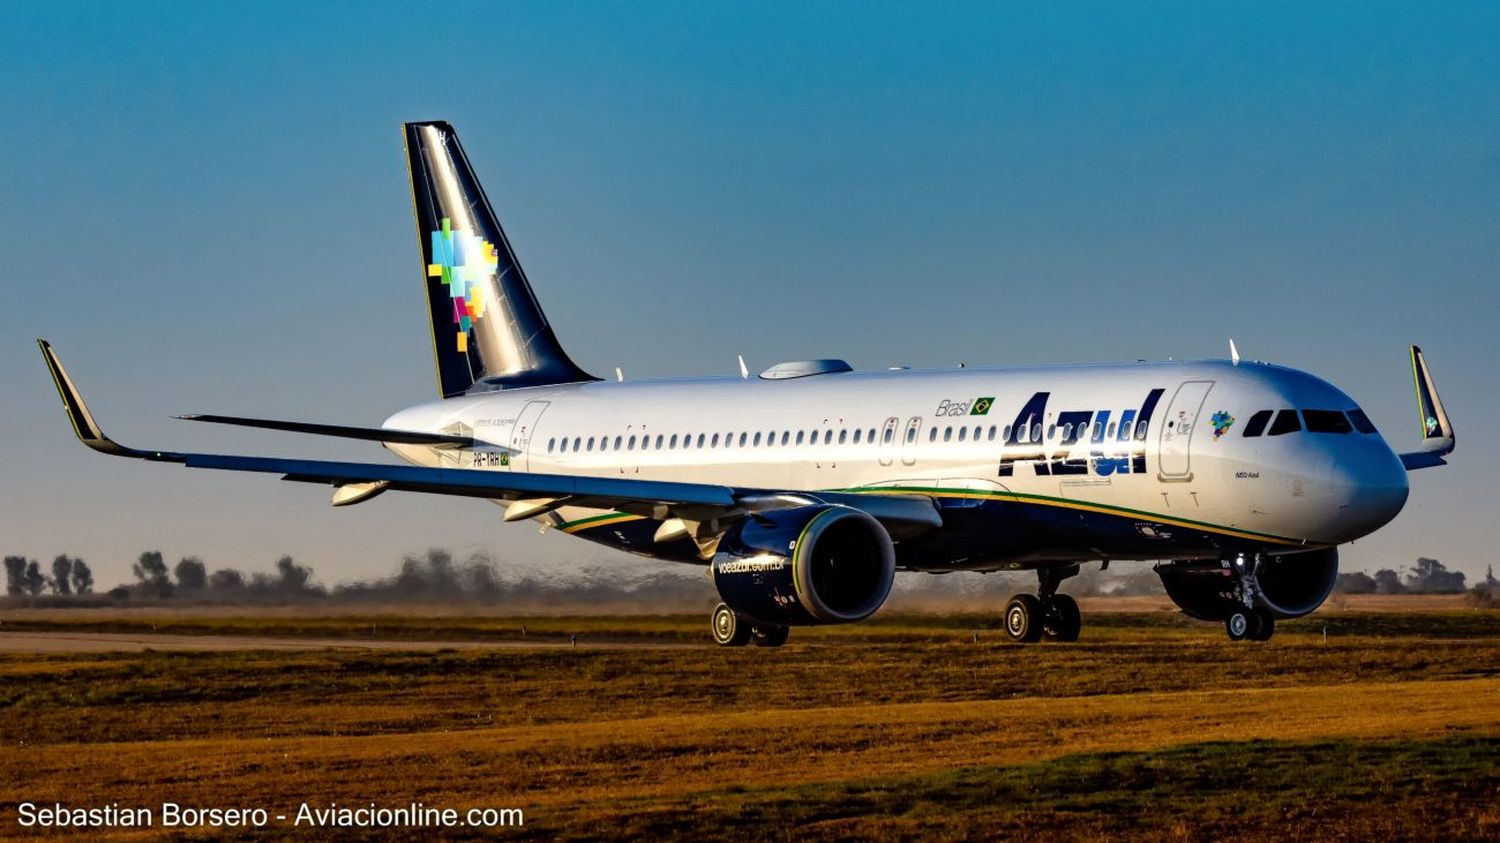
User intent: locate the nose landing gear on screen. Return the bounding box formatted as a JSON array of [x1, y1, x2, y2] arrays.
[[1224, 554, 1277, 642], [1003, 565, 1083, 644]]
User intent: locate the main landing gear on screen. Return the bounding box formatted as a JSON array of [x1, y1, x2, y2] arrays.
[[1003, 565, 1083, 644], [711, 603, 788, 648]]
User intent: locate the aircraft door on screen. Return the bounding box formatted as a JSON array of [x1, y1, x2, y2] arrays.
[[878, 417, 899, 466], [901, 417, 923, 467], [1157, 381, 1213, 480], [509, 400, 550, 471]]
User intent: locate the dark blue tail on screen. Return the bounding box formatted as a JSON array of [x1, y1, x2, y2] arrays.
[[403, 121, 597, 397]]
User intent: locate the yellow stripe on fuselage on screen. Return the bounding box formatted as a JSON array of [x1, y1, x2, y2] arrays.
[[554, 487, 1306, 547]]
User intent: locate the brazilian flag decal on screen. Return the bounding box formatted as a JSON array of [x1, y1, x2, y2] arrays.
[[970, 397, 995, 416]]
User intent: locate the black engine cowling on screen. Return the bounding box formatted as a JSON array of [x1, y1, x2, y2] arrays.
[[1156, 547, 1339, 621], [711, 505, 896, 626]]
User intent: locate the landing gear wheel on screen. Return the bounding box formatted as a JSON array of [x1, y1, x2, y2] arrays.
[[1004, 594, 1045, 643], [711, 603, 752, 647], [751, 625, 790, 647], [1248, 609, 1276, 642], [1225, 609, 1252, 641], [1043, 594, 1082, 642]]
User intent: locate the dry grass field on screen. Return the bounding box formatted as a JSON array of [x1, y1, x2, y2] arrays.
[[1, 602, 1497, 840]]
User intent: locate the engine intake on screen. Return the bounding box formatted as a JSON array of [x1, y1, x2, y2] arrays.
[[712, 505, 895, 626], [1156, 547, 1339, 621]]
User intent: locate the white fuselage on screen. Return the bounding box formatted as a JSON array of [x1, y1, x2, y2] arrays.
[[383, 359, 1409, 571]]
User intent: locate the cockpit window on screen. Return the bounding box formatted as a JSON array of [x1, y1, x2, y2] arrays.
[[1303, 409, 1353, 434], [1346, 408, 1377, 434], [1242, 410, 1273, 437], [1267, 410, 1301, 436]]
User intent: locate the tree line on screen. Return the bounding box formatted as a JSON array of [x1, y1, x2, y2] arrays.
[[3, 555, 93, 596], [1334, 557, 1497, 596], [3, 551, 321, 602], [5, 549, 1498, 606]]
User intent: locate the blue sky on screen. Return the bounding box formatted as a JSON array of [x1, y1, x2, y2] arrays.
[[2, 1, 1496, 586]]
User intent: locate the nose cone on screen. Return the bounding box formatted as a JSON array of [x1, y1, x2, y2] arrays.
[[1326, 445, 1409, 542]]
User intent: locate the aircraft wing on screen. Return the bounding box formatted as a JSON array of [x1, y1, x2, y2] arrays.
[[38, 340, 941, 542]]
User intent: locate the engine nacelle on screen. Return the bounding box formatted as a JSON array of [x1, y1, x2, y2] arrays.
[[711, 505, 896, 626], [1156, 547, 1340, 621]]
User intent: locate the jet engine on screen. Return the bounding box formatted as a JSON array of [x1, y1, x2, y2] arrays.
[[1155, 547, 1339, 621], [711, 504, 896, 626]]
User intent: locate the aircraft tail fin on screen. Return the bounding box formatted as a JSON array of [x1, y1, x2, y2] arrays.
[[403, 121, 597, 397]]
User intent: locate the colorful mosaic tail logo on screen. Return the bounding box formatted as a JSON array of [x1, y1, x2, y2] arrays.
[[427, 217, 499, 353]]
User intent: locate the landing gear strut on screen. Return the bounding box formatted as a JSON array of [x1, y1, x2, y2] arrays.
[[1004, 565, 1083, 644], [710, 603, 788, 648], [1223, 554, 1277, 642]]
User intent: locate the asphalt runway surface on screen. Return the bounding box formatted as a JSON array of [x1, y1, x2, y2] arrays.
[[0, 630, 691, 653]]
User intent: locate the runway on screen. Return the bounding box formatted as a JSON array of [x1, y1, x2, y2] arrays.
[[0, 630, 691, 654]]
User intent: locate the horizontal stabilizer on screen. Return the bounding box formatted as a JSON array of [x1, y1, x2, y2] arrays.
[[176, 414, 477, 448]]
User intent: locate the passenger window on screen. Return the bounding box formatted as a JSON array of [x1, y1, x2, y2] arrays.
[[852, 429, 861, 445], [796, 431, 805, 446], [867, 427, 876, 442], [753, 432, 762, 446], [587, 437, 595, 451], [929, 427, 937, 443], [1003, 425, 1012, 441], [1303, 410, 1353, 434], [655, 435, 665, 449], [1060, 423, 1072, 440], [1047, 425, 1056, 440], [823, 430, 833, 445], [628, 435, 637, 450], [780, 431, 790, 446], [614, 436, 623, 450], [669, 434, 678, 449], [906, 427, 917, 444], [547, 438, 556, 453], [696, 433, 705, 448], [1243, 409, 1273, 437], [1031, 423, 1042, 443], [711, 433, 720, 448], [988, 426, 998, 441], [838, 430, 848, 445], [1346, 409, 1377, 434], [885, 427, 896, 445], [1106, 422, 1116, 438], [943, 426, 953, 442], [1268, 410, 1301, 436], [957, 427, 967, 442], [739, 432, 747, 447]]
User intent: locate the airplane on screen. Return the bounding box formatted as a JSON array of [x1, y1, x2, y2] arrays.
[[37, 121, 1455, 646]]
